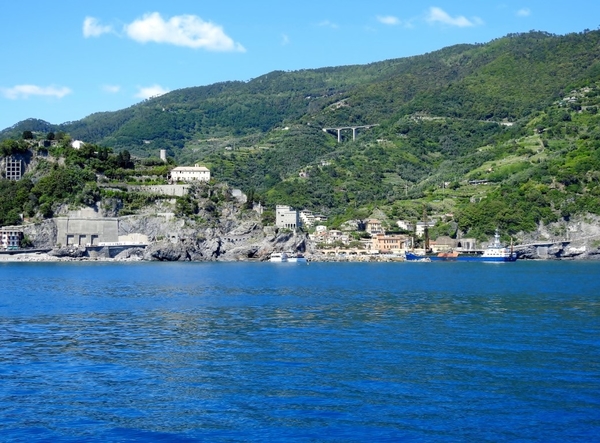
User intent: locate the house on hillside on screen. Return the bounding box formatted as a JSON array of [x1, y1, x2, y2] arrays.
[[416, 220, 436, 237], [365, 219, 384, 235], [308, 225, 328, 243], [170, 164, 211, 183], [396, 220, 414, 232], [0, 227, 23, 250], [300, 210, 315, 228]]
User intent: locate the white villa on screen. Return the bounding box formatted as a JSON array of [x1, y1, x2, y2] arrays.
[[170, 164, 211, 182], [396, 220, 414, 231], [300, 210, 328, 228], [416, 220, 436, 237]]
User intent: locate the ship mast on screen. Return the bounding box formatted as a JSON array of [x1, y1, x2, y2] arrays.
[[423, 206, 430, 252]]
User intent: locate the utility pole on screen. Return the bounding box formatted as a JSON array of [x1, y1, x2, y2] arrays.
[[423, 206, 430, 252]]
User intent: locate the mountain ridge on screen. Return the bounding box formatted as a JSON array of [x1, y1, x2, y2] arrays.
[[4, 30, 599, 150]]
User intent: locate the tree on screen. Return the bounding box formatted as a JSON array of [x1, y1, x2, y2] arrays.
[[20, 235, 33, 248], [46, 132, 55, 141], [245, 187, 255, 210], [116, 150, 134, 169], [175, 195, 198, 217], [22, 130, 33, 140], [261, 209, 275, 225]]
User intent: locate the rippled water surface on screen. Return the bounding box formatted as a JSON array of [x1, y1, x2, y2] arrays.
[[1, 261, 599, 442]]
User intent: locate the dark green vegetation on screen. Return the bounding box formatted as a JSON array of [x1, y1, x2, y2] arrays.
[[2, 30, 600, 239], [0, 137, 175, 225]]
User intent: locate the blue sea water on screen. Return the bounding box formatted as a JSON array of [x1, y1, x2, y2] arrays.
[[0, 261, 599, 442]]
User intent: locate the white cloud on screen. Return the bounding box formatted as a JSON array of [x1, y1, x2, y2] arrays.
[[516, 8, 531, 17], [317, 20, 339, 29], [102, 84, 121, 93], [426, 7, 481, 27], [377, 15, 400, 26], [1, 84, 72, 100], [83, 16, 113, 38], [124, 12, 245, 52], [135, 84, 170, 99]]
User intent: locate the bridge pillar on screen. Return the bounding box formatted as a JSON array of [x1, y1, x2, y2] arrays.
[[536, 246, 549, 259], [337, 129, 341, 143], [352, 127, 357, 141]]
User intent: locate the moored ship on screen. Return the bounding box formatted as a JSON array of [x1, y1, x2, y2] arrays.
[[405, 231, 517, 262]]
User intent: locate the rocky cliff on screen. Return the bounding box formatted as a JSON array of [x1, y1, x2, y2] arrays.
[[17, 183, 600, 261], [516, 214, 600, 259], [23, 182, 312, 262]]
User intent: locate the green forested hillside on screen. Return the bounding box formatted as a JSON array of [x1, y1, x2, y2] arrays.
[[2, 29, 600, 238]]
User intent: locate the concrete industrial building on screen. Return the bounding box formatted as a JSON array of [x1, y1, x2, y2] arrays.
[[55, 217, 119, 247], [5, 158, 22, 181], [276, 205, 301, 229], [54, 207, 148, 248]]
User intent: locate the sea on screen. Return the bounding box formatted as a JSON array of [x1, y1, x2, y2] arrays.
[[0, 261, 598, 442]]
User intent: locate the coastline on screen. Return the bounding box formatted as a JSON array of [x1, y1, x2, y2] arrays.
[[0, 251, 401, 263], [2, 250, 598, 263], [0, 252, 113, 262]]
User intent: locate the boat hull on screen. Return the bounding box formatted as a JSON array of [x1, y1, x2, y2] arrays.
[[404, 252, 431, 262], [269, 252, 288, 262], [406, 252, 517, 262], [430, 255, 517, 262], [287, 257, 307, 263], [406, 230, 517, 262]]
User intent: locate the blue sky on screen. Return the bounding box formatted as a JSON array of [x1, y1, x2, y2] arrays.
[[1, 0, 598, 131]]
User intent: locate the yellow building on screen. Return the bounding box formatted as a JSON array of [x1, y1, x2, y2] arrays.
[[371, 233, 408, 254]]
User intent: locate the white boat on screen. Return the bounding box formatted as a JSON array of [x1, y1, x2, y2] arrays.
[[269, 252, 288, 262], [478, 231, 517, 262], [286, 253, 307, 263]]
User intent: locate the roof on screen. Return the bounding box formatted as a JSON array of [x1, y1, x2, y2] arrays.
[[172, 165, 209, 172]]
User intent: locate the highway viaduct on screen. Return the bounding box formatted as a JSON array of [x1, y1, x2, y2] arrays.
[[322, 124, 379, 142]]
